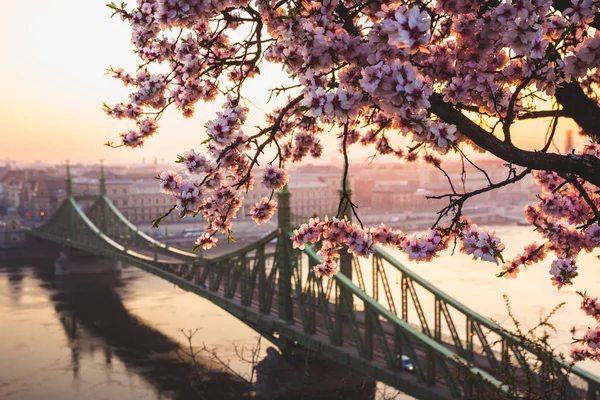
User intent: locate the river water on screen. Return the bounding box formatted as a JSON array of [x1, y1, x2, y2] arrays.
[[1, 225, 599, 399]]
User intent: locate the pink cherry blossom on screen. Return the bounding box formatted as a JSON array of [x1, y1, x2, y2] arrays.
[[249, 197, 277, 225], [549, 257, 578, 289], [460, 224, 505, 265], [159, 170, 182, 194], [262, 166, 289, 191], [581, 293, 600, 323], [195, 232, 218, 250]]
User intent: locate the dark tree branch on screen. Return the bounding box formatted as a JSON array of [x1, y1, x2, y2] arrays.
[[337, 121, 364, 228], [453, 144, 493, 186], [554, 82, 600, 141], [560, 174, 600, 226], [504, 77, 533, 144], [541, 110, 560, 153], [428, 168, 532, 229], [233, 94, 304, 189], [429, 94, 600, 187], [518, 110, 568, 120]]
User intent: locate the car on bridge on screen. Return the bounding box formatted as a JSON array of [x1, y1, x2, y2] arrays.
[[399, 355, 414, 372], [183, 231, 202, 238]]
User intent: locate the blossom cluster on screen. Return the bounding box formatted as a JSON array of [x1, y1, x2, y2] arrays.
[[521, 144, 600, 361], [249, 197, 277, 225], [549, 257, 578, 289], [293, 217, 507, 277], [294, 217, 393, 275], [402, 230, 449, 262], [460, 224, 505, 265], [499, 243, 547, 279], [577, 327, 600, 361], [581, 293, 600, 323], [572, 291, 600, 361], [262, 166, 289, 191]]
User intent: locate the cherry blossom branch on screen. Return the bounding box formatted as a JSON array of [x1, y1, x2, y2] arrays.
[[337, 121, 364, 228], [233, 95, 304, 189]]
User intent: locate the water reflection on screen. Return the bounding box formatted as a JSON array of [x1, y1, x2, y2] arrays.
[[6, 267, 25, 304], [1, 263, 250, 400], [1, 262, 383, 400]]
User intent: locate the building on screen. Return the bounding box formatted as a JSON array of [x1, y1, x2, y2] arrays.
[[371, 181, 416, 211], [239, 168, 343, 221], [289, 176, 339, 219], [120, 179, 179, 224]]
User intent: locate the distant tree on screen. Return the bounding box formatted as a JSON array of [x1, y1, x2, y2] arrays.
[[105, 0, 600, 361]]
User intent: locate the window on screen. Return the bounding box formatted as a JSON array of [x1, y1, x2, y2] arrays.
[[141, 199, 144, 205], [156, 198, 159, 205], [122, 188, 127, 194], [122, 199, 128, 206], [112, 189, 117, 195]]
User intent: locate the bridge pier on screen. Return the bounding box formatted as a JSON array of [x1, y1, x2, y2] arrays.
[[54, 248, 122, 276], [256, 346, 376, 400]]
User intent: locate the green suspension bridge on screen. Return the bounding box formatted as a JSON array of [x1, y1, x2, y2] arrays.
[[28, 165, 600, 399]]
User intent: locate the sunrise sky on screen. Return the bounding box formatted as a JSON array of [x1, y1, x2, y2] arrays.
[[0, 1, 587, 165]]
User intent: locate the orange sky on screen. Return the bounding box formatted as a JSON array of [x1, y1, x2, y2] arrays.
[[0, 1, 587, 165]]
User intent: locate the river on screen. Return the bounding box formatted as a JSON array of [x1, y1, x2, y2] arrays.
[[1, 225, 599, 399]]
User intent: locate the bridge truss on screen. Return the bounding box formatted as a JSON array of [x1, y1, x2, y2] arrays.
[[29, 188, 600, 400]]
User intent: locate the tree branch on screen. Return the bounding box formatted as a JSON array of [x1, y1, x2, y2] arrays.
[[428, 167, 532, 228], [429, 93, 600, 187], [560, 174, 600, 226], [518, 110, 568, 120], [554, 82, 600, 141]]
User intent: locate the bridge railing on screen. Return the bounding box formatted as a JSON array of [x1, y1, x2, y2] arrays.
[[89, 195, 197, 259], [295, 243, 511, 398], [284, 227, 600, 397], [370, 246, 598, 397]]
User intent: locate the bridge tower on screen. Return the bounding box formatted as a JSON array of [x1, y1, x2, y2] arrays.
[[338, 178, 352, 280], [277, 183, 294, 329], [97, 161, 108, 234], [65, 161, 73, 241], [65, 160, 72, 198], [99, 160, 106, 196], [336, 178, 354, 345]]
